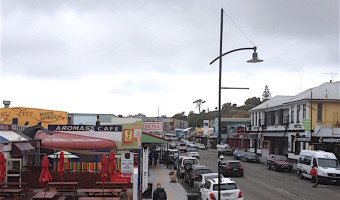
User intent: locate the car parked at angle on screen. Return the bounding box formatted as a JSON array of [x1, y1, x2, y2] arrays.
[[165, 149, 179, 163], [176, 156, 199, 178], [200, 177, 244, 200], [178, 143, 187, 152], [241, 152, 260, 163], [267, 154, 293, 173], [219, 147, 234, 156], [187, 148, 200, 159], [219, 160, 244, 177], [169, 142, 177, 149], [196, 143, 206, 150], [233, 150, 245, 160], [184, 165, 212, 187], [194, 173, 224, 194], [297, 150, 340, 185]]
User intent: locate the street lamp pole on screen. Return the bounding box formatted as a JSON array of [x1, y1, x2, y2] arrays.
[[211, 8, 263, 200]]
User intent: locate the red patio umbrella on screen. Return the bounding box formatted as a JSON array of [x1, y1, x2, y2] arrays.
[[101, 154, 108, 193], [0, 153, 6, 182], [0, 152, 6, 193], [58, 151, 65, 182], [39, 155, 52, 195], [109, 152, 115, 181]]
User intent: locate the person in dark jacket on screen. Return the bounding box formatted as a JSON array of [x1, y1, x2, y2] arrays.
[[153, 183, 167, 200]]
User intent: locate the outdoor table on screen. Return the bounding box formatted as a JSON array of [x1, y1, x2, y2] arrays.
[[83, 188, 122, 197], [96, 181, 129, 190], [0, 182, 29, 197], [32, 191, 58, 200], [0, 188, 24, 198], [48, 181, 79, 198]]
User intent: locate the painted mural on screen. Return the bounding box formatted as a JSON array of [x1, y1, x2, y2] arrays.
[[0, 107, 68, 127]]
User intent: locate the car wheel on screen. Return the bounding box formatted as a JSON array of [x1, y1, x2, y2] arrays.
[[274, 165, 278, 171], [298, 171, 304, 179], [240, 173, 244, 177]]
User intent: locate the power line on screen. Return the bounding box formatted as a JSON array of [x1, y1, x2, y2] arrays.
[[222, 9, 256, 47]]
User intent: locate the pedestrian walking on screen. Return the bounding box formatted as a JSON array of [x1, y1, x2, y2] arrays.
[[310, 165, 318, 187], [149, 150, 154, 166], [154, 152, 159, 166], [153, 183, 167, 200]]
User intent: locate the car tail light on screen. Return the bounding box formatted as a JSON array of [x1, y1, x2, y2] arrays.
[[226, 166, 231, 170], [209, 193, 216, 200], [240, 166, 244, 170], [238, 191, 243, 198]]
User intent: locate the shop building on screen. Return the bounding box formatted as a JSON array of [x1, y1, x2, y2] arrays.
[[249, 81, 340, 160]]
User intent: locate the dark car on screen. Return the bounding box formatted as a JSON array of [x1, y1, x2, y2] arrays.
[[218, 147, 234, 156], [233, 150, 245, 160], [184, 165, 212, 187], [242, 152, 260, 163], [267, 154, 293, 172], [219, 160, 244, 177]]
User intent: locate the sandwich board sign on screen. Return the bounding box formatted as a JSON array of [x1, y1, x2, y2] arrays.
[[121, 152, 134, 174]]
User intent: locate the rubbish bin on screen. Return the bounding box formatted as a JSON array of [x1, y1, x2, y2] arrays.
[[187, 193, 201, 200]]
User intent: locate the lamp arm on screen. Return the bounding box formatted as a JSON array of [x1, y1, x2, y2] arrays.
[[210, 47, 256, 65]]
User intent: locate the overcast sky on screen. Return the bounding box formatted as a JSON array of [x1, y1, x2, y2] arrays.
[[1, 0, 339, 117]]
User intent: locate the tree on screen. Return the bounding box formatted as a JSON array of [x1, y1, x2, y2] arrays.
[[193, 99, 206, 113], [262, 85, 271, 102], [244, 97, 261, 106]]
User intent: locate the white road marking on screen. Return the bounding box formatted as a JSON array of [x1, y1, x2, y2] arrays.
[[275, 187, 308, 200], [248, 176, 255, 180]]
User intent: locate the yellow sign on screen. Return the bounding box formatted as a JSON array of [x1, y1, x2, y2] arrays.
[[123, 129, 133, 144], [0, 107, 68, 127]]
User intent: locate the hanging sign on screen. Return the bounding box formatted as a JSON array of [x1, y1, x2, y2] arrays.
[[121, 152, 134, 174], [142, 149, 149, 192]]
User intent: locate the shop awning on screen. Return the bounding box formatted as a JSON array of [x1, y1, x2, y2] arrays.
[[142, 133, 168, 144], [35, 130, 117, 150], [0, 131, 28, 142], [0, 136, 9, 143], [14, 142, 35, 153]]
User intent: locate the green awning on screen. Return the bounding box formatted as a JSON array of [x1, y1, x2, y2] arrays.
[[142, 133, 168, 144]]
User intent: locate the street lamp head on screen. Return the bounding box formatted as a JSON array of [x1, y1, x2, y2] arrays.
[[247, 52, 263, 63]]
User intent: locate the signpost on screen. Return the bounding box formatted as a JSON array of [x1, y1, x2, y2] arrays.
[[121, 152, 134, 174]]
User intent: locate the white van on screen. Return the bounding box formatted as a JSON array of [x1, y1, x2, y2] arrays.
[[297, 150, 340, 185]]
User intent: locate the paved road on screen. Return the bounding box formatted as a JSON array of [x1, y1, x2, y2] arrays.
[[177, 148, 340, 200]]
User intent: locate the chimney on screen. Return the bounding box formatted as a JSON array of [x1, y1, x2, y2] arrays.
[[3, 100, 10, 108]]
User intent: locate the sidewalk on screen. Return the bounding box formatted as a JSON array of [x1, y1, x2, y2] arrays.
[[144, 163, 188, 200]]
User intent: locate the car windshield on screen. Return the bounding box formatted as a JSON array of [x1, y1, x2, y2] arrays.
[[228, 162, 240, 167], [213, 183, 238, 191], [276, 156, 287, 161], [318, 158, 339, 168], [183, 159, 198, 165], [247, 152, 257, 156], [236, 151, 245, 155], [189, 150, 198, 153], [195, 169, 212, 175], [179, 144, 186, 146], [204, 174, 221, 180]]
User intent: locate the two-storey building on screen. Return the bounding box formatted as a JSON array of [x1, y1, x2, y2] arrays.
[[249, 81, 340, 160]]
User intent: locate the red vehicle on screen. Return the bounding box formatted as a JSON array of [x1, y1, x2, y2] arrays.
[[267, 154, 293, 173]]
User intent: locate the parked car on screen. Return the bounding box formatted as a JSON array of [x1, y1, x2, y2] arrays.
[[169, 142, 177, 149], [217, 143, 230, 150], [297, 150, 340, 184], [187, 148, 200, 159], [178, 143, 187, 152], [184, 165, 212, 187], [267, 154, 293, 172], [176, 156, 199, 178], [200, 177, 243, 200], [219, 147, 234, 156], [219, 160, 244, 177], [194, 173, 224, 194], [242, 152, 260, 163], [233, 150, 245, 160], [166, 149, 179, 163], [196, 143, 206, 150]]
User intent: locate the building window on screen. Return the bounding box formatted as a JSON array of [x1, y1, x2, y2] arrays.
[[12, 118, 18, 125], [296, 105, 300, 123], [255, 113, 258, 126], [302, 104, 306, 119], [291, 106, 294, 123], [279, 109, 284, 125], [317, 103, 322, 122]]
